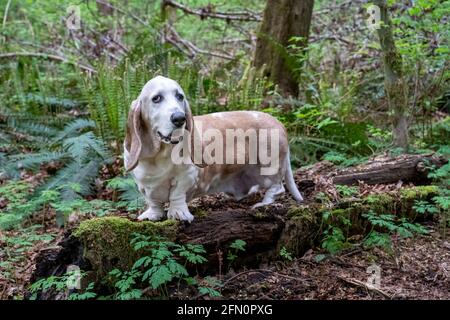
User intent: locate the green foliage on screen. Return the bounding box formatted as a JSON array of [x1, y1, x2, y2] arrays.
[[428, 163, 450, 186], [320, 209, 352, 254], [320, 198, 431, 254], [363, 230, 392, 249], [362, 211, 429, 251], [106, 176, 145, 210], [198, 276, 222, 297], [106, 233, 212, 299], [0, 181, 57, 230], [412, 200, 440, 215], [28, 233, 216, 300], [322, 151, 366, 167], [279, 246, 294, 262], [227, 239, 247, 265], [83, 59, 151, 149], [108, 269, 143, 300], [264, 101, 374, 165], [29, 270, 97, 300], [0, 118, 114, 228], [335, 185, 359, 198], [424, 158, 450, 237], [0, 180, 118, 230], [321, 225, 348, 255], [67, 283, 97, 301], [0, 225, 54, 280]]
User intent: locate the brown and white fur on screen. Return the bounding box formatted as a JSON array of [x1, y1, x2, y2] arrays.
[[124, 76, 303, 222]]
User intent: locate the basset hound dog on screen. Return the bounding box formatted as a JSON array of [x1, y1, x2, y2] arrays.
[[124, 76, 303, 222]]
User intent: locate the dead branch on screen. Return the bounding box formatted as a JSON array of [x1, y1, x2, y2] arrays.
[[0, 52, 96, 73], [94, 1, 234, 62], [95, 0, 148, 26], [162, 0, 262, 22], [164, 25, 235, 61]]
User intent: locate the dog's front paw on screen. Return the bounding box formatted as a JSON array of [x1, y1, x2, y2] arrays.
[[167, 204, 194, 223], [252, 201, 275, 209], [137, 208, 164, 221]]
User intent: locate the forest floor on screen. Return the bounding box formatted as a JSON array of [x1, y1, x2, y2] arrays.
[[3, 215, 448, 299], [218, 224, 450, 300], [1, 160, 449, 300]]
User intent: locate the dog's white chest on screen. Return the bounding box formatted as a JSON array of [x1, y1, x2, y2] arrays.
[[131, 145, 199, 203]]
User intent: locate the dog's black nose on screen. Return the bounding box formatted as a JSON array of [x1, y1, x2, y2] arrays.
[[170, 112, 186, 128]]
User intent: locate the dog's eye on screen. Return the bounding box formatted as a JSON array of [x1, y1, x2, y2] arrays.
[[152, 95, 162, 103], [175, 93, 184, 101]]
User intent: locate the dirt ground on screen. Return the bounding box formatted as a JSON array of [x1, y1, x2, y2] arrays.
[[216, 223, 450, 300]]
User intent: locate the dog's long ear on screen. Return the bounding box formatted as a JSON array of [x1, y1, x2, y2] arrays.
[[124, 100, 160, 172], [184, 99, 207, 168]]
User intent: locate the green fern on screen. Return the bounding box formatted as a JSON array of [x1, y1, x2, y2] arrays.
[[41, 161, 101, 200], [5, 151, 68, 178], [107, 176, 144, 210], [52, 119, 96, 144], [63, 132, 110, 162], [0, 118, 113, 228]]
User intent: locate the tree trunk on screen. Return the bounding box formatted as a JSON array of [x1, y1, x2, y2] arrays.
[[253, 0, 314, 98], [374, 0, 409, 149]]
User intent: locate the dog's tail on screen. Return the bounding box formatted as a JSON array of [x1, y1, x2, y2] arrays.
[[284, 148, 303, 203]]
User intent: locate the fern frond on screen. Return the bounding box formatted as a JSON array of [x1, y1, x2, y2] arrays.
[[10, 121, 59, 138], [8, 151, 67, 171], [41, 160, 101, 200], [62, 160, 101, 199], [107, 176, 144, 209], [63, 132, 110, 162], [52, 118, 96, 144]]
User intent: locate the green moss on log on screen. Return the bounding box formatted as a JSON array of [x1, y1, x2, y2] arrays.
[[277, 186, 440, 255], [400, 185, 439, 200], [287, 204, 319, 221], [73, 217, 178, 276]]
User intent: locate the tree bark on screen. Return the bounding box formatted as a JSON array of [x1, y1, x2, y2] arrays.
[[253, 0, 314, 98], [374, 0, 409, 149], [331, 153, 447, 185]]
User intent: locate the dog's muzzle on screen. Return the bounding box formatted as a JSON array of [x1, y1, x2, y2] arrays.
[[157, 131, 183, 144]]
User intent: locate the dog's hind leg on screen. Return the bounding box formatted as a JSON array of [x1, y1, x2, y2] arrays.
[[252, 183, 285, 208]]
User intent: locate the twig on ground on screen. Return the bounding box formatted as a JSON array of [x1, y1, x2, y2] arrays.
[[337, 275, 392, 299], [221, 269, 270, 288]]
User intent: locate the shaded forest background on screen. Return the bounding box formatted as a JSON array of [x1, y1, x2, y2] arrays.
[[0, 0, 449, 300]]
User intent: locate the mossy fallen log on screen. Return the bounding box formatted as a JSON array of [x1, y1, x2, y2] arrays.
[[32, 185, 440, 286], [297, 153, 447, 186], [73, 218, 178, 276]]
